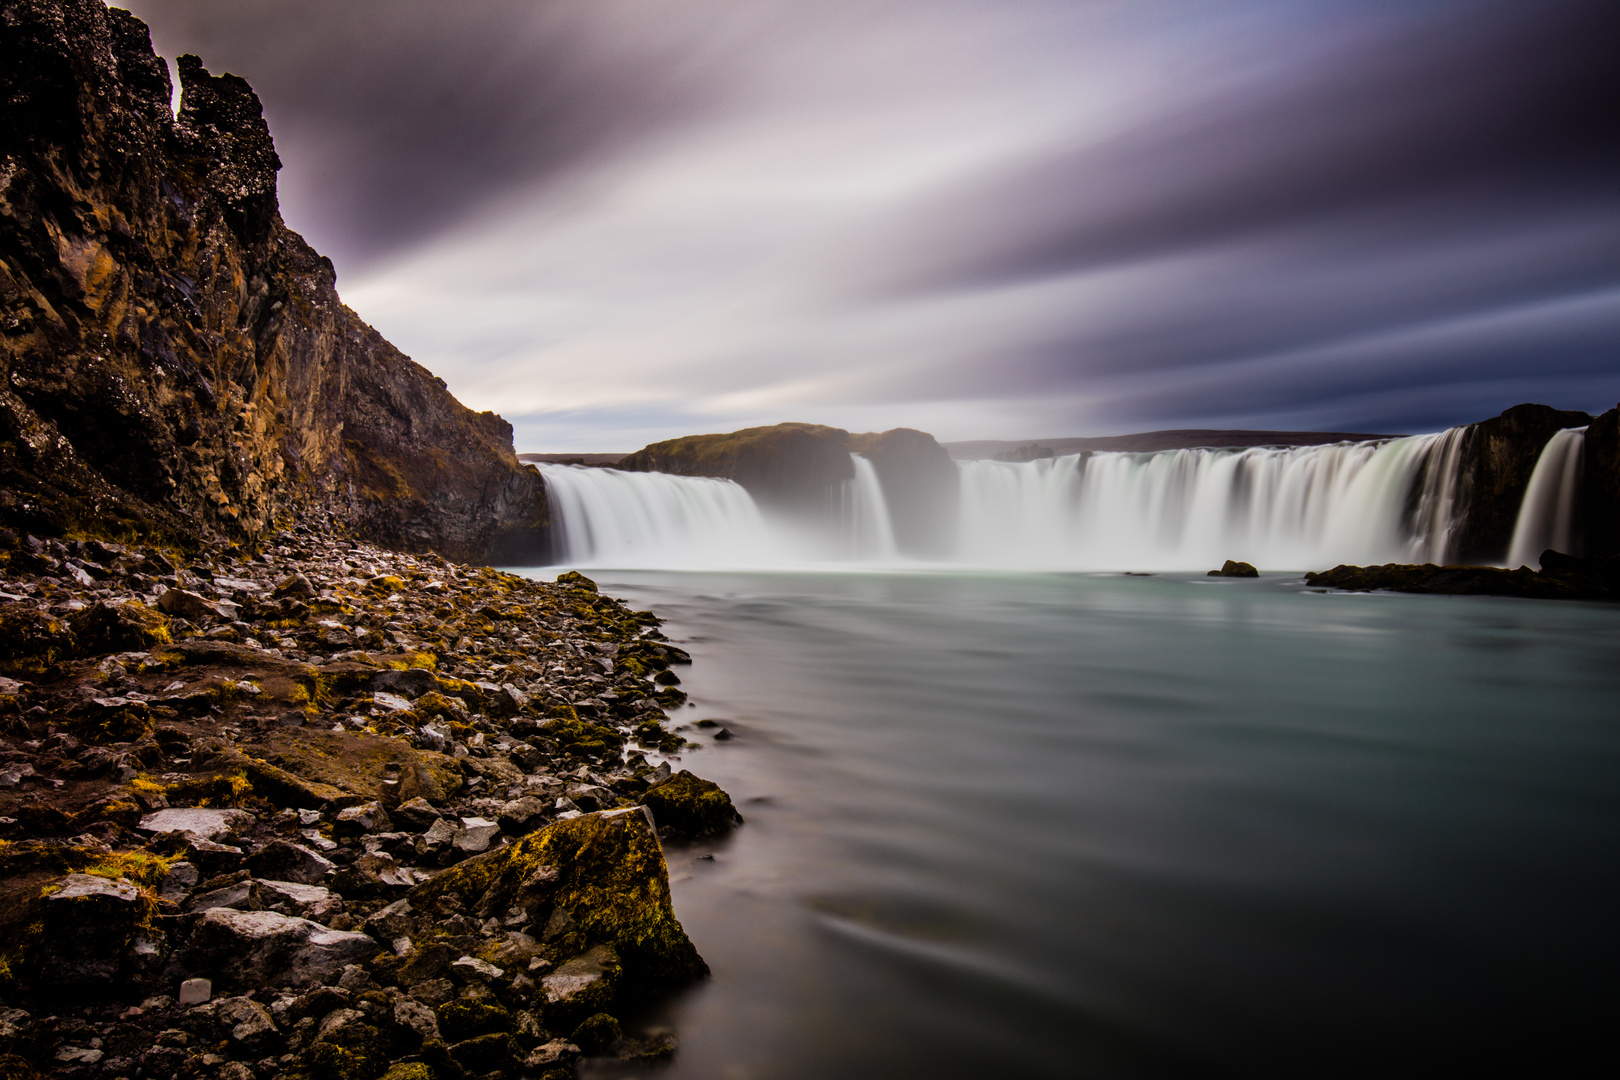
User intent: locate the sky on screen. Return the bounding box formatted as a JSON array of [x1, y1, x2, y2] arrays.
[[120, 0, 1620, 451]]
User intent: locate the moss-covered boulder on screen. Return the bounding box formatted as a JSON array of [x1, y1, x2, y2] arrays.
[[405, 808, 707, 1017], [67, 599, 170, 654], [641, 770, 743, 840], [555, 571, 597, 593], [0, 604, 77, 677], [540, 714, 625, 760]]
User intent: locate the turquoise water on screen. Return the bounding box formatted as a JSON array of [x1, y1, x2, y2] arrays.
[[538, 571, 1620, 1079]]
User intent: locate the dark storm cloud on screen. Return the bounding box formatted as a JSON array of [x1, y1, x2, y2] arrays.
[[121, 0, 722, 268], [115, 0, 1620, 446], [875, 2, 1620, 297]]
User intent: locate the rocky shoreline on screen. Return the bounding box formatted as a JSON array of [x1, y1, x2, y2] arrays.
[[1304, 550, 1620, 602], [0, 525, 740, 1080]]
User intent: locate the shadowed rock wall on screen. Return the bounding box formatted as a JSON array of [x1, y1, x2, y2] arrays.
[[0, 0, 551, 563], [1450, 404, 1594, 564], [619, 423, 960, 557], [1583, 406, 1620, 559]]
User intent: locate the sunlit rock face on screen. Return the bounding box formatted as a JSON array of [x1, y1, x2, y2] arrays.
[[0, 0, 551, 562]]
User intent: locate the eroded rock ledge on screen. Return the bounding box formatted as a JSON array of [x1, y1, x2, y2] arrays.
[[0, 525, 740, 1079], [1304, 550, 1620, 602]]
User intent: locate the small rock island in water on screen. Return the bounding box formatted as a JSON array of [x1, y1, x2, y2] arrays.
[[0, 2, 739, 1077]]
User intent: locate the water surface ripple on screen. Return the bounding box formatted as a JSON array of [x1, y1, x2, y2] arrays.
[[541, 571, 1620, 1079]]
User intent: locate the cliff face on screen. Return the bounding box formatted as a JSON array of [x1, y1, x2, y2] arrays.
[[1450, 403, 1594, 563], [847, 428, 958, 557], [1583, 406, 1619, 559], [618, 422, 958, 557], [0, 0, 551, 563]]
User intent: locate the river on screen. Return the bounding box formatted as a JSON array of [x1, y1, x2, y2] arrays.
[[513, 568, 1620, 1078]]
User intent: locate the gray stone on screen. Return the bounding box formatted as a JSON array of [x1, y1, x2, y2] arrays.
[[449, 955, 504, 984], [187, 908, 380, 989], [157, 588, 228, 622], [246, 839, 334, 885], [456, 816, 501, 854], [333, 801, 390, 836], [178, 977, 212, 1005], [158, 861, 200, 904], [391, 796, 440, 832], [214, 996, 277, 1047], [252, 879, 333, 915], [497, 796, 546, 835], [371, 667, 439, 698], [186, 880, 254, 912], [540, 944, 619, 1007], [35, 874, 145, 989], [393, 995, 440, 1041], [137, 807, 254, 842]]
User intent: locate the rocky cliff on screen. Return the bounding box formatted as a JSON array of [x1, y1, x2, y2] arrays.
[[1449, 403, 1596, 564], [0, 0, 551, 563]]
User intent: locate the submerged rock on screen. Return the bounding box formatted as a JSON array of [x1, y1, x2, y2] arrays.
[[1303, 552, 1620, 601]]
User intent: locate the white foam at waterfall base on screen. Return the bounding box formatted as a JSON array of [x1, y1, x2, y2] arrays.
[[1506, 428, 1587, 568], [538, 431, 1479, 572]]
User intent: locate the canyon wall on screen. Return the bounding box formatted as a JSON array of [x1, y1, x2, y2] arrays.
[[0, 0, 551, 562]]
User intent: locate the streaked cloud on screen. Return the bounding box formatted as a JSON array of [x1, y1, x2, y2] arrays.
[[122, 0, 1620, 448]]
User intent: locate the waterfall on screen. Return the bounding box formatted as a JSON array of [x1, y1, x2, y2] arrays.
[[954, 432, 1467, 571], [840, 454, 899, 560], [537, 464, 777, 568], [537, 430, 1481, 572], [1506, 428, 1587, 568]]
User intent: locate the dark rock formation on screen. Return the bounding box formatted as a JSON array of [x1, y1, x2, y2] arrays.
[[0, 0, 551, 563], [848, 428, 959, 556], [619, 423, 959, 556], [1584, 406, 1620, 559], [1449, 404, 1594, 564], [618, 423, 855, 517], [1304, 551, 1619, 602], [1208, 560, 1259, 578]]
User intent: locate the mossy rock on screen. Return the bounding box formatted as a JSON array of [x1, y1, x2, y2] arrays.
[[0, 604, 77, 676], [69, 599, 171, 654], [570, 1012, 623, 1055], [0, 1055, 40, 1080], [406, 809, 707, 1012], [377, 1065, 433, 1080], [448, 1031, 520, 1073], [436, 996, 512, 1043], [555, 571, 597, 593], [540, 715, 624, 760], [642, 770, 743, 841]]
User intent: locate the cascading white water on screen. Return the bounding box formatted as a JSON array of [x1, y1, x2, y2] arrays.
[[1506, 428, 1587, 567], [955, 431, 1468, 571], [839, 454, 899, 560], [537, 464, 777, 568], [537, 430, 1481, 571]]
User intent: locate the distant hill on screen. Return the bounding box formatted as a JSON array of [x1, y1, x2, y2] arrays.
[[944, 429, 1396, 459], [518, 453, 629, 465]]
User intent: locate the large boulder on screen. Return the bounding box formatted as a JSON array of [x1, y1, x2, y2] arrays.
[[0, 605, 76, 677], [29, 874, 158, 993], [184, 908, 380, 989], [67, 600, 170, 654], [405, 808, 707, 1015]]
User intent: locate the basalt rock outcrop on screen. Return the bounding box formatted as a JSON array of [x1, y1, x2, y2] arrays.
[[0, 526, 735, 1078], [618, 422, 958, 557], [1447, 404, 1595, 564], [1583, 406, 1620, 559], [0, 0, 551, 563], [1304, 550, 1620, 602]]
